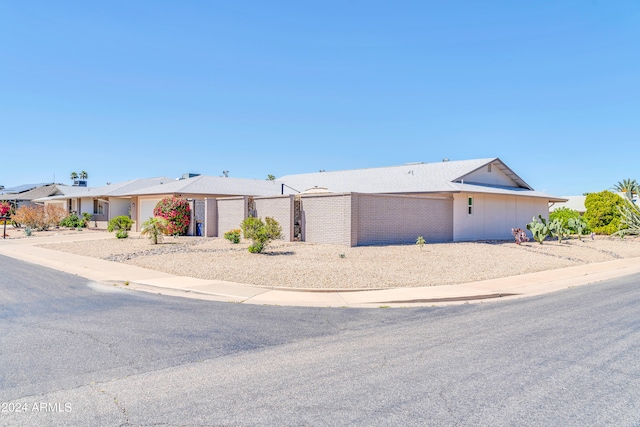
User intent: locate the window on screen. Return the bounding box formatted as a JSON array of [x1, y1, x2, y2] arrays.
[[93, 200, 104, 215], [468, 196, 473, 215], [488, 163, 492, 173]]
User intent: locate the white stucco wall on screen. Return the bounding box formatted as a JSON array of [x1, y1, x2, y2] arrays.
[[460, 163, 517, 187], [79, 198, 94, 216], [109, 198, 131, 218], [453, 193, 548, 241]]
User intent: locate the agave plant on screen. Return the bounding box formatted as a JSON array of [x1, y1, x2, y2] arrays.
[[615, 199, 640, 237]]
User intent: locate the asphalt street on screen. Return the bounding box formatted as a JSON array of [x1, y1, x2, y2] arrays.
[[1, 254, 639, 426]]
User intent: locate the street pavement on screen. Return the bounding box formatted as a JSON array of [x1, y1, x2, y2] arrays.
[[1, 254, 639, 426]]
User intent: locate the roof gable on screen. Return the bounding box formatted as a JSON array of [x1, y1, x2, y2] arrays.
[[454, 159, 532, 190]]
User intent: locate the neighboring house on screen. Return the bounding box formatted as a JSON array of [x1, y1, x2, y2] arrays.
[[0, 183, 67, 209], [550, 192, 638, 216], [35, 177, 175, 228], [123, 175, 283, 232], [549, 196, 588, 215]]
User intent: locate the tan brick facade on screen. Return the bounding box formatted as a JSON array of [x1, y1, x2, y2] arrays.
[[300, 193, 354, 246], [204, 198, 218, 237], [353, 193, 453, 245], [217, 197, 247, 236], [253, 196, 295, 242]]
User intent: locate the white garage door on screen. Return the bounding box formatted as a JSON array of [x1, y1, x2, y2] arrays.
[[139, 199, 162, 223]]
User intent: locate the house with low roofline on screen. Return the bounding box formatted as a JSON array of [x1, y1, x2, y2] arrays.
[[0, 183, 70, 209], [123, 175, 283, 233], [276, 157, 566, 244], [31, 157, 566, 245], [35, 177, 175, 228]]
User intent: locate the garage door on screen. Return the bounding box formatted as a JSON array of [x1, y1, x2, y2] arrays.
[[139, 199, 162, 223]]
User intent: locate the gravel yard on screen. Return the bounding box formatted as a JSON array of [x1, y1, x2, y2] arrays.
[[36, 232, 640, 289]]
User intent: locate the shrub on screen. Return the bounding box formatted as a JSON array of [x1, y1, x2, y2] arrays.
[[141, 217, 169, 244], [584, 191, 626, 235], [108, 215, 133, 238], [416, 236, 425, 250], [224, 229, 242, 244], [11, 204, 66, 231], [82, 212, 93, 227], [241, 216, 282, 253], [153, 196, 191, 235], [0, 202, 10, 217], [549, 207, 581, 228], [60, 214, 85, 228]]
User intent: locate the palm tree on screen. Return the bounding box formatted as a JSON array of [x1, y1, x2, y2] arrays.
[[613, 179, 639, 201], [79, 171, 88, 180], [70, 172, 78, 182], [141, 217, 169, 244]]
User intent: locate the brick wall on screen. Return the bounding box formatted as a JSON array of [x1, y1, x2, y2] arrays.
[[204, 198, 218, 237], [254, 195, 295, 242], [217, 196, 247, 235], [354, 193, 453, 245], [300, 193, 353, 246]]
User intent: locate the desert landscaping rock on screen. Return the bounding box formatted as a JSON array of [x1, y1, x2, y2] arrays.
[[33, 231, 640, 290]]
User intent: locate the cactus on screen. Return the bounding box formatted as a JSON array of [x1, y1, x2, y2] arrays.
[[526, 215, 550, 244], [548, 218, 568, 243], [568, 217, 588, 241]]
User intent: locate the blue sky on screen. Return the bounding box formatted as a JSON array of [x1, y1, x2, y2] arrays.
[[1, 1, 639, 195]]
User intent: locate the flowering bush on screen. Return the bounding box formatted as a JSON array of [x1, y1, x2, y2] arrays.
[[153, 196, 191, 235], [0, 202, 10, 217]]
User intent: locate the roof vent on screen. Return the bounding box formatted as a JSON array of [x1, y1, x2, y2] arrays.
[[222, 171, 229, 178], [442, 158, 450, 162]]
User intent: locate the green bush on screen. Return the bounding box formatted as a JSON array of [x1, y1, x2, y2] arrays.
[[241, 216, 282, 253], [549, 207, 581, 228], [60, 214, 85, 228], [224, 229, 241, 244], [584, 191, 626, 235], [82, 212, 93, 226], [108, 215, 134, 238]]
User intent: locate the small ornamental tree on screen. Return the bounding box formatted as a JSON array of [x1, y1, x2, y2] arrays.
[[141, 217, 169, 244], [153, 196, 191, 235]]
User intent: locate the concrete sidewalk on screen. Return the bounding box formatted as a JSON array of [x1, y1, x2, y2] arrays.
[[1, 233, 640, 307]]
